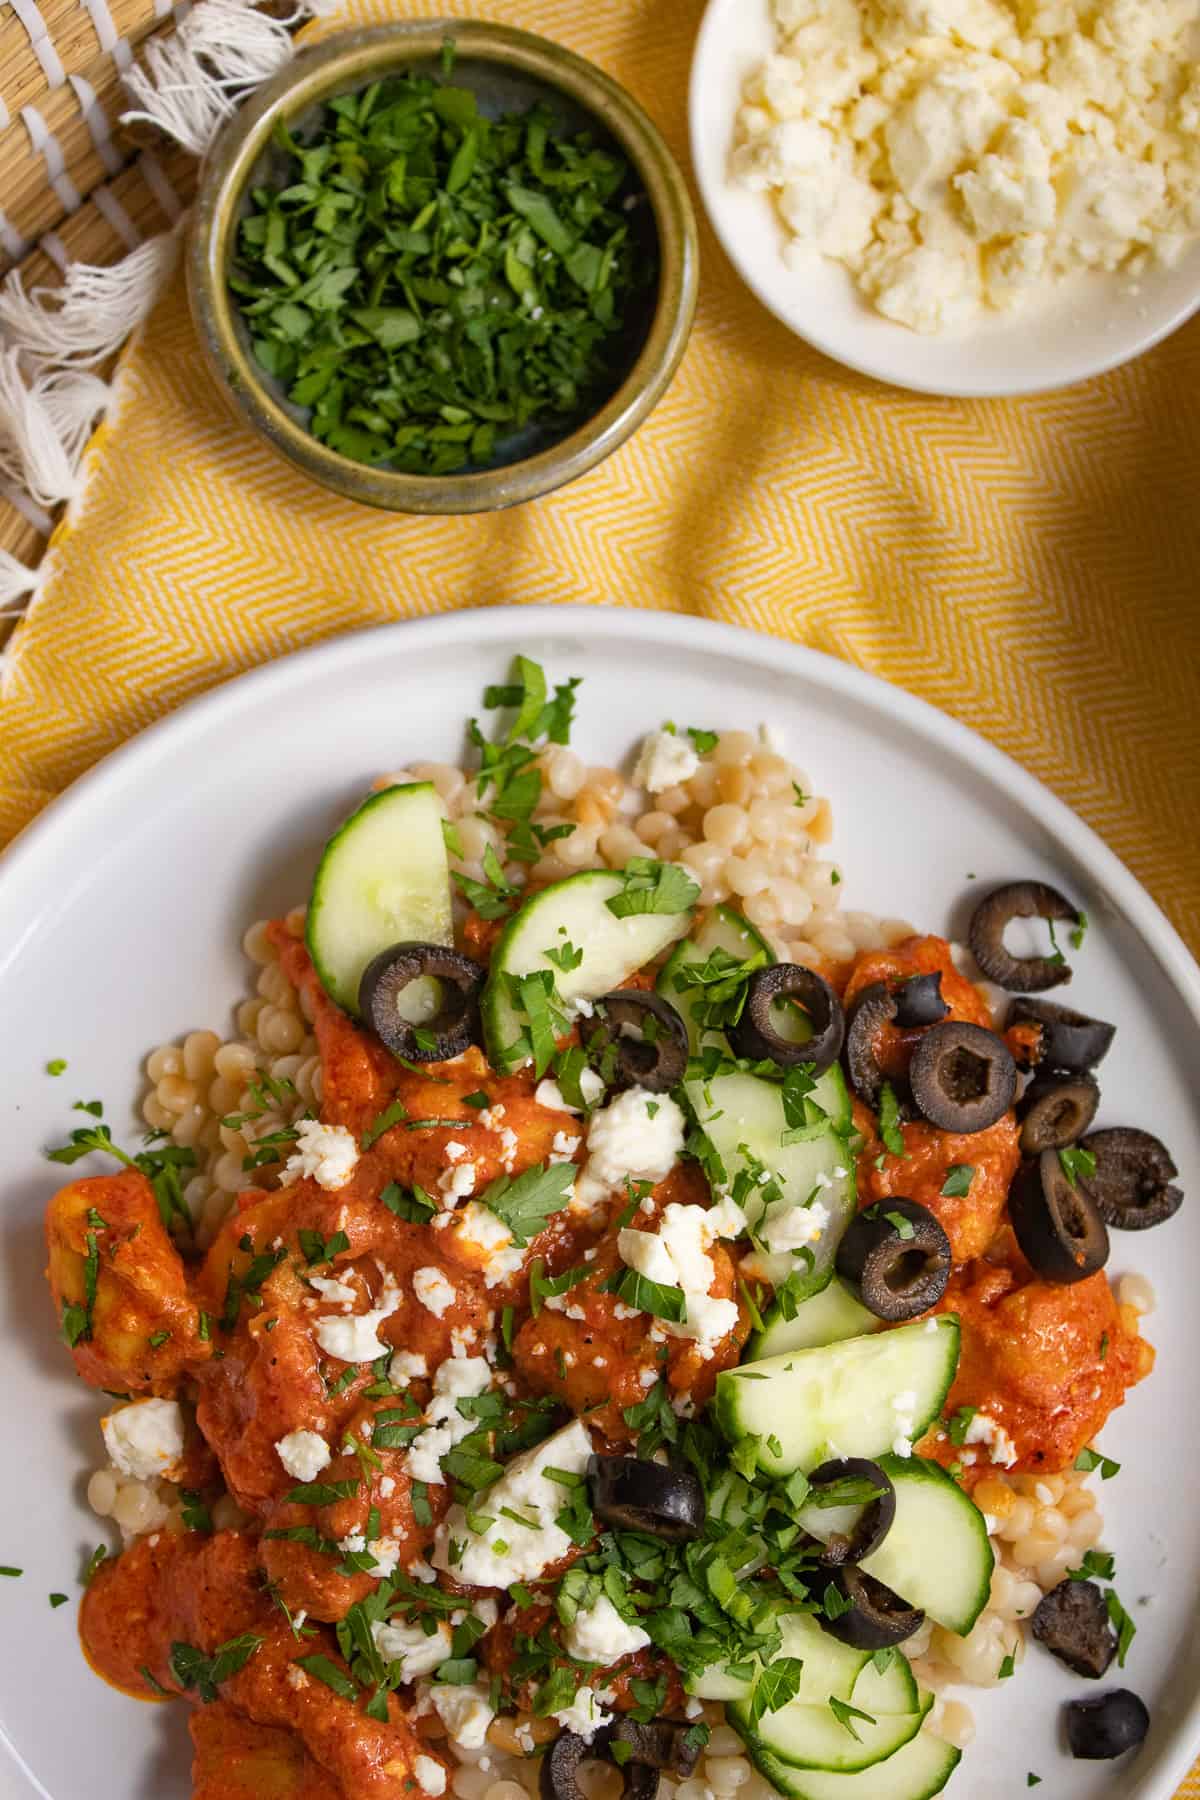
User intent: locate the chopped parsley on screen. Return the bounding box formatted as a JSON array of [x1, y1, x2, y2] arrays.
[[49, 1592, 69, 1607], [529, 1258, 591, 1317], [1105, 1589, 1137, 1666], [828, 1697, 876, 1740], [1068, 1549, 1116, 1582], [883, 1209, 916, 1240], [170, 1632, 263, 1703], [876, 1082, 906, 1157], [380, 1181, 437, 1223], [1074, 1446, 1121, 1480], [45, 1059, 67, 1076], [941, 1164, 974, 1197], [1058, 1145, 1098, 1188], [606, 857, 699, 919], [477, 1160, 576, 1246], [610, 1269, 686, 1323], [945, 1405, 979, 1447], [360, 1098, 410, 1149]]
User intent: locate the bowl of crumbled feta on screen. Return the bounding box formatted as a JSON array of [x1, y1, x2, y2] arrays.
[[689, 0, 1200, 396]]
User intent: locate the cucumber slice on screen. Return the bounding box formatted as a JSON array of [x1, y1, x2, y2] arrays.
[[731, 1666, 929, 1774], [859, 1456, 994, 1637], [687, 1610, 869, 1705], [686, 1070, 855, 1294], [305, 783, 453, 1015], [657, 904, 774, 1051], [744, 1728, 960, 1800], [749, 1277, 882, 1359], [714, 1316, 961, 1476], [481, 870, 693, 1071]]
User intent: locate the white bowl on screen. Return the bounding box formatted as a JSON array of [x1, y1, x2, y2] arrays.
[[689, 0, 1200, 398]]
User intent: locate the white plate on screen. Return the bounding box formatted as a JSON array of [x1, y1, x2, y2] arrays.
[[0, 607, 1197, 1800], [689, 0, 1200, 397]]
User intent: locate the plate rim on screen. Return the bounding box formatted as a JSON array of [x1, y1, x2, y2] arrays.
[[2, 602, 1199, 1800], [686, 0, 1200, 400]]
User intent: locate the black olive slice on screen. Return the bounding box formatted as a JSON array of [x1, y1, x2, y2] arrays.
[[844, 983, 900, 1110], [1018, 1074, 1101, 1155], [1065, 1690, 1150, 1760], [1079, 1127, 1183, 1231], [542, 1733, 658, 1800], [1009, 1150, 1109, 1283], [802, 1457, 896, 1565], [358, 942, 485, 1062], [542, 1721, 699, 1800], [579, 991, 688, 1094], [1032, 1580, 1117, 1679], [822, 1567, 924, 1650], [909, 1021, 1017, 1133], [968, 881, 1081, 992], [892, 972, 949, 1030], [1007, 998, 1116, 1073], [834, 1199, 952, 1322], [728, 965, 846, 1074], [607, 1721, 701, 1776], [587, 1455, 705, 1541]]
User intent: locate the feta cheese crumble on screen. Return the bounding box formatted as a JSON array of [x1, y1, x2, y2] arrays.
[[964, 1408, 1019, 1467], [618, 1201, 739, 1355], [552, 1685, 617, 1744], [101, 1398, 185, 1480], [314, 1273, 403, 1363], [433, 1419, 593, 1587], [413, 1266, 457, 1318], [732, 0, 1200, 332], [535, 1070, 605, 1114], [430, 1682, 495, 1749], [564, 1594, 651, 1665], [372, 1617, 452, 1682], [405, 1356, 493, 1486], [575, 1087, 686, 1211], [275, 1429, 332, 1483], [414, 1755, 447, 1797], [279, 1118, 359, 1191], [633, 729, 701, 794], [390, 1350, 428, 1386]]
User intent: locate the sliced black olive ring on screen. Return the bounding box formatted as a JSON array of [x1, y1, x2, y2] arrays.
[[587, 1455, 705, 1541], [892, 972, 949, 1030], [844, 982, 902, 1111], [821, 1566, 925, 1651], [358, 942, 485, 1062], [541, 1720, 700, 1800], [1079, 1126, 1183, 1231], [579, 991, 688, 1093], [1018, 1073, 1101, 1155], [1007, 997, 1116, 1072], [802, 1457, 896, 1565], [1065, 1690, 1150, 1761], [834, 1199, 952, 1322], [1032, 1579, 1116, 1680], [967, 880, 1082, 993], [728, 964, 845, 1074], [909, 1021, 1017, 1134], [1009, 1149, 1109, 1284]]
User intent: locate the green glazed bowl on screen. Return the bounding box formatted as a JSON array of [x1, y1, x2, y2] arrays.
[[187, 19, 699, 514]]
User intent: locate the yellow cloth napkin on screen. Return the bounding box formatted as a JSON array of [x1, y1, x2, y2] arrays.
[[0, 0, 1198, 949]]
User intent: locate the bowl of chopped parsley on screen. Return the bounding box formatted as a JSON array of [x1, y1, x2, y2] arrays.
[[188, 22, 698, 513]]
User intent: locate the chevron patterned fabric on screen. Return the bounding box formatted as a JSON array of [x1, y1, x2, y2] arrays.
[[0, 0, 1198, 973]]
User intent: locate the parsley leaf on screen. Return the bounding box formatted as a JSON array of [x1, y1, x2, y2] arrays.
[[612, 1268, 686, 1323], [606, 857, 699, 919], [1058, 1146, 1098, 1188], [1074, 1446, 1120, 1480], [746, 1657, 805, 1727], [170, 1632, 262, 1703], [941, 1164, 974, 1197], [877, 1083, 906, 1157], [477, 1161, 576, 1246]]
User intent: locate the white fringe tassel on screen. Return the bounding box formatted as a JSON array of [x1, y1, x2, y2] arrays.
[[120, 0, 337, 156], [0, 0, 334, 637], [0, 349, 111, 510], [0, 236, 179, 369], [0, 546, 41, 610]]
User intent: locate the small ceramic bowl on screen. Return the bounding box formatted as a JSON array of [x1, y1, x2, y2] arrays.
[[690, 0, 1200, 398], [189, 20, 698, 512]]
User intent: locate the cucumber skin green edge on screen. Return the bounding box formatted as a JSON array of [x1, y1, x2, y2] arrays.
[[711, 1315, 963, 1465], [305, 780, 448, 1016], [729, 1690, 932, 1780], [743, 1731, 959, 1800]]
